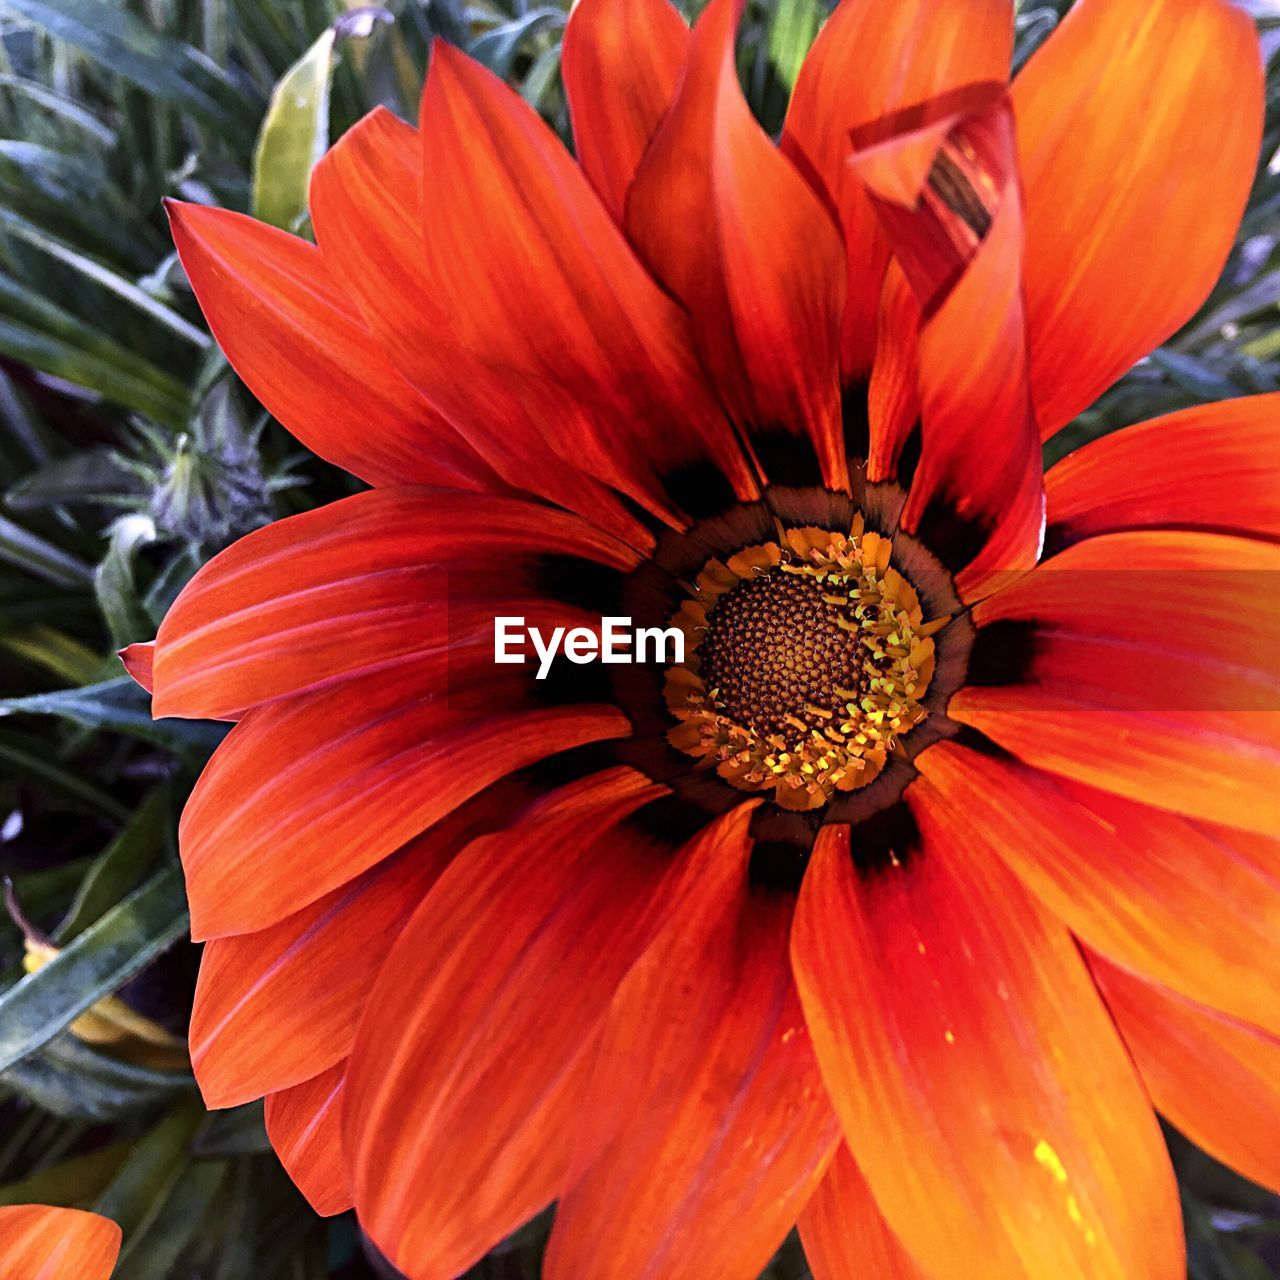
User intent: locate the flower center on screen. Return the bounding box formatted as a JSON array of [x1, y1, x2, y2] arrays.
[[664, 518, 942, 811]]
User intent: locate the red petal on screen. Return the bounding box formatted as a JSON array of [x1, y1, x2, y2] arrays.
[[166, 201, 495, 492], [118, 641, 154, 693], [190, 807, 487, 1105], [545, 809, 837, 1280], [309, 108, 655, 547], [853, 96, 1042, 597], [1046, 395, 1280, 548], [799, 1146, 928, 1280], [792, 824, 1182, 1279], [264, 1062, 351, 1216], [562, 0, 688, 222], [954, 530, 1280, 833], [1091, 953, 1280, 1195], [151, 488, 638, 720], [346, 776, 750, 1280], [782, 0, 1013, 379], [179, 656, 629, 939], [626, 0, 847, 490], [1014, 0, 1263, 436], [0, 1206, 121, 1280], [412, 44, 754, 518], [914, 740, 1280, 1037]]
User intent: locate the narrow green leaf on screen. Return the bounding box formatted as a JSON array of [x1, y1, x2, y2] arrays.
[[0, 513, 94, 588], [1148, 348, 1242, 402], [469, 8, 566, 79], [57, 789, 170, 942], [5, 447, 141, 510], [0, 864, 190, 1073], [252, 27, 337, 231], [1, 0, 256, 142], [0, 625, 101, 684], [0, 676, 228, 765], [93, 1102, 203, 1238], [95, 515, 158, 649], [0, 276, 190, 426], [767, 0, 822, 91], [0, 1142, 130, 1207], [0, 75, 116, 145], [119, 1157, 228, 1280], [0, 206, 210, 348], [192, 1101, 271, 1157], [0, 728, 128, 819], [0, 1033, 191, 1121]]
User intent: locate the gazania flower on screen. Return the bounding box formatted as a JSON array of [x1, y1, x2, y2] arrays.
[[126, 0, 1279, 1275], [0, 1205, 121, 1279]]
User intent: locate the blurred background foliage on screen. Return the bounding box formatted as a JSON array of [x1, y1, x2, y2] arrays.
[[0, 0, 1277, 1275]]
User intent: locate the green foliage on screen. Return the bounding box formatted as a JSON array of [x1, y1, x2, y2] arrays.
[[0, 0, 1276, 1276]]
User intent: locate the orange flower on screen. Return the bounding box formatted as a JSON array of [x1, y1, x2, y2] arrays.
[[128, 0, 1278, 1276], [0, 1206, 121, 1279]]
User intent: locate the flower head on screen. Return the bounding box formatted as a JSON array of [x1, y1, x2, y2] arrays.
[[138, 1, 1278, 1277]]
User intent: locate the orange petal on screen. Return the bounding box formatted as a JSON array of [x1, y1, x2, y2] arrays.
[[1046, 395, 1280, 548], [190, 806, 489, 1105], [782, 0, 1013, 379], [151, 488, 638, 720], [799, 1146, 928, 1280], [792, 823, 1182, 1280], [179, 656, 630, 939], [545, 809, 837, 1280], [1090, 953, 1280, 1195], [264, 1062, 352, 1216], [0, 1205, 121, 1280], [954, 529, 1280, 834], [854, 95, 1042, 597], [562, 0, 688, 222], [914, 740, 1280, 1038], [1014, 0, 1263, 436], [309, 108, 656, 547], [118, 641, 154, 693], [865, 262, 920, 483], [626, 0, 847, 491], [412, 44, 754, 519], [166, 201, 496, 493], [346, 776, 746, 1280]]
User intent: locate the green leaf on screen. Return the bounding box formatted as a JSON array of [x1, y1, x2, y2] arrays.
[[117, 1157, 228, 1280], [93, 1101, 203, 1238], [193, 1101, 272, 1157], [5, 447, 141, 510], [469, 8, 566, 79], [0, 275, 190, 426], [0, 864, 189, 1073], [252, 27, 337, 231], [767, 0, 822, 91], [1148, 348, 1243, 402], [95, 515, 158, 649], [0, 677, 229, 765], [0, 205, 210, 348], [57, 789, 170, 942], [0, 74, 117, 146], [1, 0, 256, 143], [0, 625, 101, 684], [0, 728, 128, 819], [0, 1033, 191, 1121], [0, 1141, 130, 1207], [0, 513, 94, 588]]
